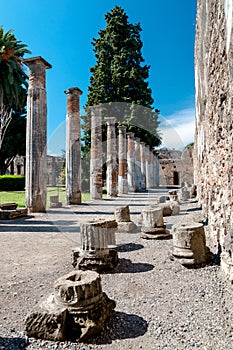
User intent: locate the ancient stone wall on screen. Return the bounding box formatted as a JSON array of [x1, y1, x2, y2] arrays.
[[195, 0, 233, 283]]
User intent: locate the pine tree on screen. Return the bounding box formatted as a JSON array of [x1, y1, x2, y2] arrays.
[[83, 6, 161, 148]]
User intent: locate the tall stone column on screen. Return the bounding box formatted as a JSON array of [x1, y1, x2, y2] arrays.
[[65, 87, 83, 205], [118, 125, 128, 194], [140, 142, 146, 190], [127, 132, 136, 192], [106, 117, 117, 197], [23, 56, 52, 212], [146, 145, 154, 189], [134, 137, 142, 192], [154, 151, 160, 187], [90, 106, 102, 199]]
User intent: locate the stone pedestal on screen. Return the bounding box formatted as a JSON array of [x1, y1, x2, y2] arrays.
[[106, 117, 117, 197], [49, 195, 62, 208], [25, 270, 115, 342], [172, 223, 213, 267], [127, 132, 136, 192], [118, 126, 128, 194], [65, 87, 82, 205], [24, 56, 52, 212], [73, 219, 118, 272], [141, 207, 170, 239], [90, 106, 102, 199], [115, 206, 137, 233]]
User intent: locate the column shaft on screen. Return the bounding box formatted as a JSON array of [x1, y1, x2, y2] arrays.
[[90, 107, 102, 199], [118, 125, 128, 194], [127, 132, 136, 192], [24, 56, 52, 212], [106, 117, 117, 197], [65, 87, 82, 204]]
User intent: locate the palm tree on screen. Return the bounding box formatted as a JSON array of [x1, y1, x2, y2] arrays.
[[0, 26, 30, 149]]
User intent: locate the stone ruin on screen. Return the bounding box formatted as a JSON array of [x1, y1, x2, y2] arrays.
[[171, 222, 214, 267], [72, 218, 118, 272], [115, 205, 137, 233], [0, 202, 28, 220], [25, 270, 115, 342], [141, 206, 171, 239], [195, 0, 233, 283], [49, 195, 62, 208]]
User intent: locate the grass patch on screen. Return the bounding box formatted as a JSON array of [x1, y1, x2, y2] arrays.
[[0, 187, 93, 208]]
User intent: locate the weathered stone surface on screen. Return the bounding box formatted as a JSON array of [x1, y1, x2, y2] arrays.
[[106, 117, 117, 197], [73, 219, 118, 272], [23, 56, 51, 213], [49, 196, 62, 208], [158, 195, 170, 203], [169, 200, 180, 215], [116, 221, 137, 233], [0, 202, 17, 210], [141, 207, 164, 229], [141, 207, 170, 239], [90, 106, 102, 200], [195, 0, 233, 282], [65, 87, 82, 205], [118, 125, 128, 194], [159, 202, 173, 217], [172, 222, 213, 267], [115, 206, 130, 222], [0, 208, 28, 220], [25, 270, 115, 342], [127, 132, 136, 192]]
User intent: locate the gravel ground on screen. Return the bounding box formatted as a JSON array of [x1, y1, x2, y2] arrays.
[[0, 190, 233, 350]]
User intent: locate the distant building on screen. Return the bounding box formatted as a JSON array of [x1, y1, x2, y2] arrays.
[[156, 146, 194, 186]]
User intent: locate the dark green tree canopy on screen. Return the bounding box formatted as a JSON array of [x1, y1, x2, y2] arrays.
[[84, 6, 161, 148], [0, 26, 30, 110]]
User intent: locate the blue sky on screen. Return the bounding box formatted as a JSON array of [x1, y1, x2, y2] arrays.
[[1, 0, 197, 154]]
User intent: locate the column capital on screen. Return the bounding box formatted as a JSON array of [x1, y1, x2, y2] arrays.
[[118, 125, 127, 132], [127, 132, 135, 139], [105, 117, 116, 125], [23, 56, 52, 69], [64, 87, 83, 95]]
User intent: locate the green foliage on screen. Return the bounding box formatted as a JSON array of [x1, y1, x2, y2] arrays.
[[0, 111, 26, 174], [0, 175, 25, 191], [84, 6, 161, 148], [0, 26, 31, 110], [184, 142, 194, 149]]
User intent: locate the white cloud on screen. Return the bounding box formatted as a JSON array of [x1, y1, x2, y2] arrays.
[[159, 107, 195, 150]]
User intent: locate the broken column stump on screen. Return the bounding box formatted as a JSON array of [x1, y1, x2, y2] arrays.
[[25, 270, 115, 342], [73, 219, 118, 272], [168, 190, 178, 201], [141, 206, 171, 239], [49, 195, 62, 208], [159, 200, 180, 216], [115, 206, 137, 233], [172, 222, 214, 267]]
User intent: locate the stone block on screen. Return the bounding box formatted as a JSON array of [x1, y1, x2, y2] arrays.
[[116, 221, 137, 233], [25, 270, 115, 342], [115, 206, 130, 222], [172, 222, 213, 267]]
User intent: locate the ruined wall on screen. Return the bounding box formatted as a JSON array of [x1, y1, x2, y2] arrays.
[[157, 148, 194, 186], [195, 0, 233, 283]]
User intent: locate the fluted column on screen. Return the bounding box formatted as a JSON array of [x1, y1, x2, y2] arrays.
[[24, 56, 52, 212], [106, 117, 117, 197], [134, 137, 141, 192], [90, 106, 102, 199], [127, 132, 136, 192], [65, 87, 82, 204], [118, 125, 128, 194], [146, 145, 154, 189], [140, 142, 146, 191]]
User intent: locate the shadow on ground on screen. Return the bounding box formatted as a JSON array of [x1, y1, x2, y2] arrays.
[[118, 242, 144, 252], [0, 337, 28, 349], [85, 311, 148, 345], [105, 258, 154, 274]]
